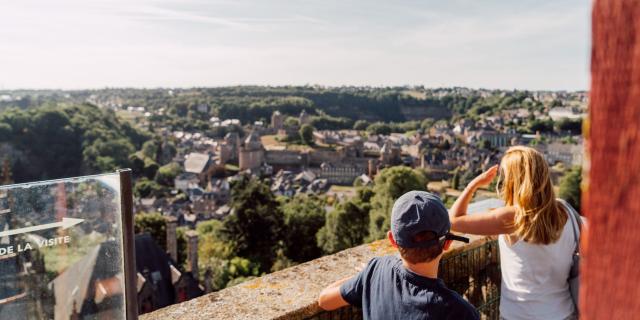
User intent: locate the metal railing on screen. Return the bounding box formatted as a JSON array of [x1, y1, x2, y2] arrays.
[[308, 240, 501, 320]]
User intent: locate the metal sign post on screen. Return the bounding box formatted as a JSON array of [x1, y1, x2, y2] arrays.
[[119, 169, 138, 320]]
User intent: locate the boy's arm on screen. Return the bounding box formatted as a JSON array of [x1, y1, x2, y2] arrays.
[[317, 276, 352, 310], [318, 260, 373, 311]]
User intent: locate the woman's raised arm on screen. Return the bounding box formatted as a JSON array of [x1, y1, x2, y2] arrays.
[[449, 165, 498, 219], [448, 165, 515, 236], [450, 206, 515, 235]]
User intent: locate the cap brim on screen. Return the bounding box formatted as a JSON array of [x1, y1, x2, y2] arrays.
[[444, 233, 470, 243]]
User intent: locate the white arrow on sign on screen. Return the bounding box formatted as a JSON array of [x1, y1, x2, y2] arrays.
[[0, 218, 85, 238]]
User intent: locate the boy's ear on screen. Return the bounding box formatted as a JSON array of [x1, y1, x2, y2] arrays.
[[387, 231, 398, 248], [443, 239, 453, 251]]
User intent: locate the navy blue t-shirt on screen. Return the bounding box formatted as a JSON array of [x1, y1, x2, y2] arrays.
[[340, 255, 479, 320]]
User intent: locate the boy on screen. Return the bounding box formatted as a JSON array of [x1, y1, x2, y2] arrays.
[[317, 191, 480, 320]]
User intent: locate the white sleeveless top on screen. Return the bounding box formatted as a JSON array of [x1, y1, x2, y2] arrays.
[[498, 203, 577, 320]]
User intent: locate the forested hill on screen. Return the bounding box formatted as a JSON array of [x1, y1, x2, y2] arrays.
[[82, 86, 457, 125], [206, 86, 453, 123], [0, 86, 563, 130], [0, 104, 150, 183], [2, 87, 478, 125]]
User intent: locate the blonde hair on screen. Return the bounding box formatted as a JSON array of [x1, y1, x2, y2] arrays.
[[497, 146, 566, 245]]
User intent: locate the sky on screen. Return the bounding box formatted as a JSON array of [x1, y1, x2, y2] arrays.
[[0, 0, 591, 90]]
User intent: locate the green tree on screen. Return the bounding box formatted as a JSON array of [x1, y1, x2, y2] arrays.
[[527, 118, 554, 133], [0, 104, 149, 182], [143, 157, 160, 180], [0, 123, 11, 142], [197, 219, 263, 291], [477, 139, 492, 150], [550, 99, 563, 107], [159, 140, 177, 164], [367, 167, 428, 241], [353, 120, 369, 131], [197, 219, 233, 262], [317, 194, 371, 254], [129, 153, 146, 176], [201, 256, 261, 291], [309, 114, 352, 130], [299, 124, 315, 145], [83, 138, 136, 172], [134, 178, 164, 198], [366, 122, 392, 135], [559, 166, 582, 212], [176, 226, 189, 268], [284, 117, 299, 128], [134, 211, 186, 266], [555, 118, 583, 135], [134, 212, 166, 248], [420, 118, 435, 131], [451, 168, 461, 190], [141, 140, 159, 160], [270, 247, 296, 272], [281, 194, 325, 262], [220, 176, 284, 271], [156, 162, 182, 186]]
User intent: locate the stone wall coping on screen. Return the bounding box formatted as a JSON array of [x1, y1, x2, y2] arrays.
[[141, 234, 493, 320]]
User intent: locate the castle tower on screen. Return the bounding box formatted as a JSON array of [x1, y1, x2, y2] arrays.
[[380, 141, 401, 166], [239, 131, 264, 171], [271, 111, 284, 130], [223, 132, 240, 162]]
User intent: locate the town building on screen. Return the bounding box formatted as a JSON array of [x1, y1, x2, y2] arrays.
[[239, 132, 264, 171], [136, 233, 202, 314], [183, 153, 215, 185], [271, 111, 284, 131], [548, 107, 585, 121]]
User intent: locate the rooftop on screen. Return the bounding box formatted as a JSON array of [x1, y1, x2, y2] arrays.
[[184, 153, 211, 174]]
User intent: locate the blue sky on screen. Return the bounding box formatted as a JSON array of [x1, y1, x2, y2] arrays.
[[0, 0, 591, 90]]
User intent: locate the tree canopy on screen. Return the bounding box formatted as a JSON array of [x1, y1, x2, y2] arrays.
[[220, 175, 284, 271], [317, 187, 373, 254], [559, 166, 582, 212], [299, 124, 315, 145], [281, 194, 325, 262], [0, 103, 149, 182]]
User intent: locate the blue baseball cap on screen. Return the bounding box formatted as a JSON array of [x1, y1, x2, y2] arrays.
[[390, 191, 469, 248]]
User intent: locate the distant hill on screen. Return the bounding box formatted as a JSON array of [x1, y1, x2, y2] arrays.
[[0, 85, 587, 132]]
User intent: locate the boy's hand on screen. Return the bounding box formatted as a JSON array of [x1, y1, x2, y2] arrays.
[[471, 165, 498, 188]]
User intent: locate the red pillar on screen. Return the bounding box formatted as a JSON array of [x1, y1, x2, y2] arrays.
[[584, 1, 640, 318]]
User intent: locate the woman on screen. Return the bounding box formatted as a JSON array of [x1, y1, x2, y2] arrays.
[[449, 146, 579, 320]]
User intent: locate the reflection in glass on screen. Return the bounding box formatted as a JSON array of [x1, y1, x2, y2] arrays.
[[0, 173, 126, 320]]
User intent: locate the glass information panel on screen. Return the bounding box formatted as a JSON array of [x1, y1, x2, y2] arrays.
[[0, 172, 133, 320]]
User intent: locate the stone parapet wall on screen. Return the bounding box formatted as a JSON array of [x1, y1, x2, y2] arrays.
[[141, 234, 498, 320]]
